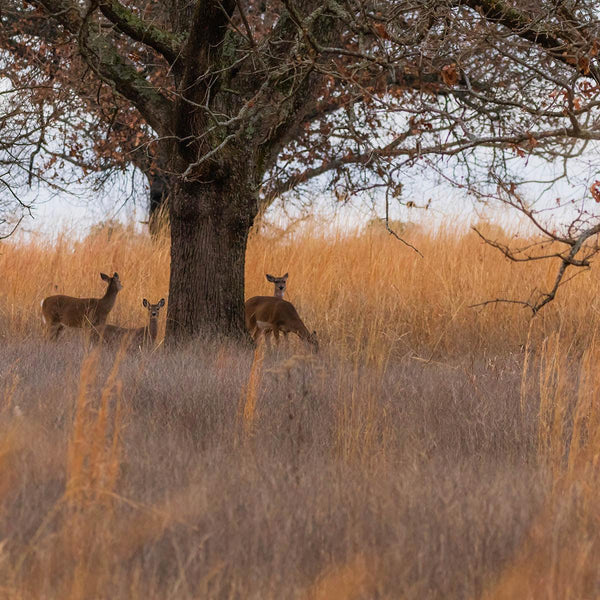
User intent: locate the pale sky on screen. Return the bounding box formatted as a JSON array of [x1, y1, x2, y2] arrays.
[[6, 136, 600, 241]]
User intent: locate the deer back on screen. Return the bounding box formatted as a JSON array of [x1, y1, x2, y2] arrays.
[[42, 295, 106, 327], [245, 296, 309, 336], [42, 272, 122, 328]]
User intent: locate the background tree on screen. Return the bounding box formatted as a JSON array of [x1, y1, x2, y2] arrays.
[[2, 0, 600, 340]]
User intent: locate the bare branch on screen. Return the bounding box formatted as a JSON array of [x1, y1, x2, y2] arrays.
[[473, 221, 600, 314], [33, 0, 171, 134]]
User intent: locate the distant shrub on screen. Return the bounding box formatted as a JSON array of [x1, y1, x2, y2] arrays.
[[364, 217, 421, 236]]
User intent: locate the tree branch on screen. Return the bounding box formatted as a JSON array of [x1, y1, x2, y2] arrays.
[[173, 0, 236, 163], [33, 0, 171, 135], [262, 120, 600, 207], [464, 0, 600, 84], [98, 0, 183, 66], [472, 222, 600, 314]]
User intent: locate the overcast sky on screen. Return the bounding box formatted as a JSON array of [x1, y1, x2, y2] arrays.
[[12, 146, 597, 242]]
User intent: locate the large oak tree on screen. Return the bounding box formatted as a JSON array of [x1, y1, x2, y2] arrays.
[[3, 0, 600, 338]]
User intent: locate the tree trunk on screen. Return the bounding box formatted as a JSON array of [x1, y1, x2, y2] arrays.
[[148, 171, 170, 235], [165, 176, 256, 343], [145, 148, 172, 237]]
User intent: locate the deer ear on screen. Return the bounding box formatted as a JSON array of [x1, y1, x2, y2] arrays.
[[143, 299, 149, 308], [113, 272, 119, 279], [100, 273, 110, 282], [158, 298, 165, 307], [283, 273, 289, 280], [266, 274, 275, 282]]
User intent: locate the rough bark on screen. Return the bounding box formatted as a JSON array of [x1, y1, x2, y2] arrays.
[[166, 174, 257, 341]]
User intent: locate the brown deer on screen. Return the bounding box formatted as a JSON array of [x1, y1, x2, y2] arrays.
[[244, 296, 318, 352], [266, 273, 288, 299], [41, 272, 122, 340], [96, 298, 165, 350]]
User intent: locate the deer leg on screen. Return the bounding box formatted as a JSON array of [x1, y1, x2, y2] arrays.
[[263, 328, 273, 351], [89, 324, 103, 344], [254, 322, 274, 351], [282, 330, 290, 351], [272, 328, 287, 355], [49, 323, 64, 341], [252, 326, 265, 349]]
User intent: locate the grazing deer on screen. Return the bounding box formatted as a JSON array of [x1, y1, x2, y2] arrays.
[[244, 296, 318, 352], [96, 298, 165, 350], [41, 272, 122, 340], [266, 273, 288, 299]]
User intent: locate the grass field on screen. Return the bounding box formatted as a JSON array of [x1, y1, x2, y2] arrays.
[[0, 221, 599, 598]]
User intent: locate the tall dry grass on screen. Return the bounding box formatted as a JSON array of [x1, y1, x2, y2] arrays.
[[3, 220, 599, 356], [0, 220, 599, 598]]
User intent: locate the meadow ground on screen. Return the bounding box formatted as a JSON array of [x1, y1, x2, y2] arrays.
[[0, 221, 599, 599]]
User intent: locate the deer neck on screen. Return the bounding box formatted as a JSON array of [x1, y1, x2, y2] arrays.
[[295, 320, 311, 340], [99, 283, 119, 314], [274, 289, 284, 299], [296, 322, 317, 351], [147, 316, 158, 341]]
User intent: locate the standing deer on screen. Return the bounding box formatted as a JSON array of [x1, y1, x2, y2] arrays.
[[96, 298, 165, 350], [244, 296, 318, 352], [266, 272, 289, 343], [41, 272, 122, 340], [266, 273, 288, 299]]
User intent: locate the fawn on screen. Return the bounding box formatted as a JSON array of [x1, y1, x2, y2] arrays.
[[96, 298, 165, 350]]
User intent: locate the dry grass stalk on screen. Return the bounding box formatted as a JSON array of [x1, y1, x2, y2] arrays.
[[66, 349, 124, 509], [61, 348, 125, 598], [482, 336, 600, 599], [242, 340, 265, 433]]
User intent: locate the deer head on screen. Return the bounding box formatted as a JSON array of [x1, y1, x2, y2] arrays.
[[266, 273, 288, 299]]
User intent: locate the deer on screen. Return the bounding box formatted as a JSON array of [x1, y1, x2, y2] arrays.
[[266, 273, 288, 299], [96, 298, 165, 350], [266, 273, 289, 342], [41, 272, 122, 340], [244, 296, 318, 352]]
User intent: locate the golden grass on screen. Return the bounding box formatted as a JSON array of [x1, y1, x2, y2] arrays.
[[2, 219, 600, 598], [3, 219, 600, 357]]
